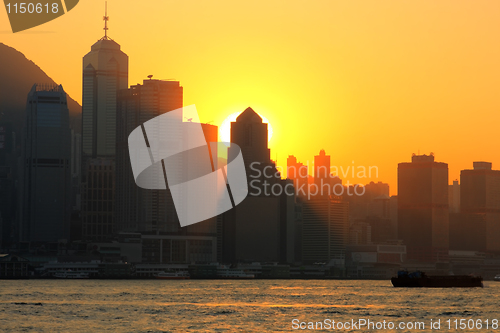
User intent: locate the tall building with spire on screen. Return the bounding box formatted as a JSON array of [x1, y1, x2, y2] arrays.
[[81, 6, 128, 241], [82, 5, 128, 158]]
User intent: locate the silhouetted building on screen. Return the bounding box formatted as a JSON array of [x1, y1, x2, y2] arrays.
[[287, 155, 308, 199], [367, 195, 391, 219], [71, 130, 82, 211], [184, 122, 218, 236], [366, 216, 394, 243], [448, 180, 460, 214], [314, 149, 330, 196], [115, 79, 183, 233], [398, 153, 449, 263], [221, 107, 295, 264], [221, 196, 287, 263], [350, 221, 371, 245], [20, 84, 71, 242], [460, 162, 500, 253], [230, 107, 270, 182], [81, 27, 128, 241], [389, 195, 398, 238], [302, 196, 349, 264], [82, 31, 128, 159], [364, 181, 390, 201], [0, 123, 17, 249], [81, 158, 114, 241]]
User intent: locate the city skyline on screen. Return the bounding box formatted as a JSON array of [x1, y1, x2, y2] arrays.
[[2, 2, 499, 331], [3, 0, 500, 193]]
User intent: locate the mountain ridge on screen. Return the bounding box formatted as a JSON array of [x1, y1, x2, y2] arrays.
[[0, 42, 81, 134]]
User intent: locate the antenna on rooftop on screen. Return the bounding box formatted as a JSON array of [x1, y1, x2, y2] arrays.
[[103, 1, 109, 39]]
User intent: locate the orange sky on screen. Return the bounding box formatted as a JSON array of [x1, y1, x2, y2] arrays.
[[2, 0, 500, 194]]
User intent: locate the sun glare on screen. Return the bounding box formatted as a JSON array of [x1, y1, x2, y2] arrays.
[[219, 110, 273, 143]]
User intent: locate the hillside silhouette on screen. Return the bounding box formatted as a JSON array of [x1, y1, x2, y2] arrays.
[[0, 43, 81, 134]]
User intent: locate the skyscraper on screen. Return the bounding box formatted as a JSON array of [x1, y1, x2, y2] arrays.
[[21, 84, 71, 242], [81, 13, 128, 241], [314, 149, 330, 196], [230, 107, 270, 169], [115, 79, 183, 233], [0, 123, 16, 249], [302, 196, 349, 264], [82, 13, 128, 159], [287, 155, 308, 199], [221, 107, 295, 263], [398, 153, 449, 263], [460, 162, 500, 252]]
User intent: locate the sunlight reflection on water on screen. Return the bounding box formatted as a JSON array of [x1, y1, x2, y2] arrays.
[[0, 280, 496, 332]]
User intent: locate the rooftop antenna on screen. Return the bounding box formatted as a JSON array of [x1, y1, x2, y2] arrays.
[[147, 75, 153, 80], [103, 1, 109, 39]]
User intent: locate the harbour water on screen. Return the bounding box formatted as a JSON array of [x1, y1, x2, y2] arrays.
[[0, 280, 498, 332]]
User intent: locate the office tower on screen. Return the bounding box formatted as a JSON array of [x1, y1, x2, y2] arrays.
[[231, 107, 270, 164], [302, 196, 349, 263], [82, 15, 128, 159], [184, 122, 218, 235], [398, 153, 449, 263], [448, 180, 460, 214], [115, 79, 183, 233], [460, 162, 500, 252], [219, 179, 296, 264], [221, 107, 295, 263], [81, 17, 128, 241], [314, 150, 330, 196], [230, 107, 281, 193], [287, 155, 308, 199], [230, 107, 271, 184], [0, 123, 16, 249], [20, 84, 71, 243]]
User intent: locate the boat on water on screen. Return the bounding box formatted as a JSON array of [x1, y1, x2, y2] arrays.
[[217, 267, 254, 279], [391, 270, 482, 288], [53, 271, 90, 279], [155, 271, 190, 280]]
